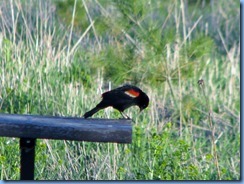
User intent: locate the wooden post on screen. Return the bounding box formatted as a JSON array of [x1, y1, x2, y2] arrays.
[[0, 113, 132, 180], [20, 138, 36, 180]]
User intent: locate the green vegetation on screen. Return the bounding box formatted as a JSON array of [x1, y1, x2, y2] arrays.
[[0, 0, 240, 180]]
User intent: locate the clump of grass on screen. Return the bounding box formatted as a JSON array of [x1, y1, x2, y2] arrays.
[[197, 79, 221, 179]]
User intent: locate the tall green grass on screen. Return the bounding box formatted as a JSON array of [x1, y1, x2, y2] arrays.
[[0, 0, 240, 180]]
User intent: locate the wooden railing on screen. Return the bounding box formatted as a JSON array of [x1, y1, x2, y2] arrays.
[[0, 113, 132, 180]]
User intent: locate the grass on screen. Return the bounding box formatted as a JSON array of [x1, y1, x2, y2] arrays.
[[0, 0, 240, 180]]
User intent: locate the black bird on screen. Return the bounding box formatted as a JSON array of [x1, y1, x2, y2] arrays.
[[83, 84, 149, 118]]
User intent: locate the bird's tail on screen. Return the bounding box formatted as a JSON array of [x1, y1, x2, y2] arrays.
[[83, 107, 101, 118]]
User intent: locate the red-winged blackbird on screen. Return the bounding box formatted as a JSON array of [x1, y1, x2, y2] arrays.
[[83, 84, 149, 118]]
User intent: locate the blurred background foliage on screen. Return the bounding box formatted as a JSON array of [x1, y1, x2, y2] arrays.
[[53, 0, 239, 86], [0, 0, 240, 180]]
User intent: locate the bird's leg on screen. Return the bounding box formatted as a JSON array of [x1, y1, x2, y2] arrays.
[[119, 111, 137, 123], [120, 111, 131, 120]]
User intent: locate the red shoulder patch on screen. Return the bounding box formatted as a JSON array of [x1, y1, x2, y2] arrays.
[[125, 89, 140, 98]]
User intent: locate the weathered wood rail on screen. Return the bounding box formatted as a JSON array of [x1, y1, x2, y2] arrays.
[[0, 113, 132, 180]]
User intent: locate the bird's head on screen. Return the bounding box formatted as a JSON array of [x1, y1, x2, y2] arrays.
[[138, 92, 149, 112]]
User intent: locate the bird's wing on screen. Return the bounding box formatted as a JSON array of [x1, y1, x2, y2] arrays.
[[124, 89, 140, 98], [102, 85, 140, 99]]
